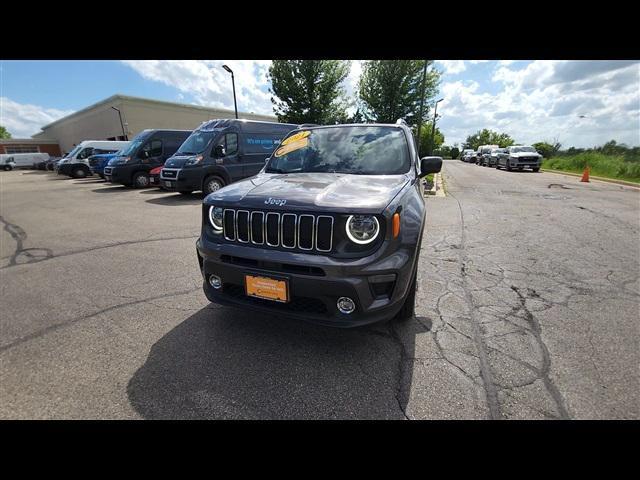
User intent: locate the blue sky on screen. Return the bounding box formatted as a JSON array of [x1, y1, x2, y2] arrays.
[[1, 60, 638, 148]]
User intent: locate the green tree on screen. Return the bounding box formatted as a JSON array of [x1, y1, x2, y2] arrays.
[[463, 129, 515, 150], [0, 125, 11, 139], [532, 141, 562, 158], [358, 60, 441, 125], [414, 122, 444, 157], [450, 146, 460, 159], [267, 60, 351, 124]]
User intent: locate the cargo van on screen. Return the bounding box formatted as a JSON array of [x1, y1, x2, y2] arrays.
[[104, 129, 192, 188], [57, 140, 129, 178], [1, 152, 50, 170], [160, 119, 299, 195]]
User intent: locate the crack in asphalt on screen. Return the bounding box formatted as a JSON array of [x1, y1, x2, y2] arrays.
[[448, 192, 503, 420], [0, 287, 201, 354], [0, 231, 199, 270], [0, 215, 54, 266]]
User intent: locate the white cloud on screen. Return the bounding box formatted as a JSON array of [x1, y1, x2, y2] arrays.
[[439, 61, 640, 148], [122, 60, 273, 115], [437, 60, 466, 75], [0, 97, 74, 138]]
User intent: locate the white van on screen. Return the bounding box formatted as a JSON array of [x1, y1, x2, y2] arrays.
[[0, 152, 50, 170], [56, 140, 130, 176]]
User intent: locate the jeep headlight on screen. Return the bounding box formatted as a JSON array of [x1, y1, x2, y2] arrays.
[[346, 215, 380, 244], [208, 206, 223, 232]]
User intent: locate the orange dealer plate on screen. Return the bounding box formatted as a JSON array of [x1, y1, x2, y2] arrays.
[[245, 275, 289, 303]]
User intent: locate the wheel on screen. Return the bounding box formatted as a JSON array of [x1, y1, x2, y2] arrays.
[[99, 173, 105, 179], [132, 172, 150, 188], [506, 163, 512, 171], [518, 167, 524, 171], [178, 191, 193, 195], [203, 175, 225, 195], [532, 167, 540, 172], [72, 167, 88, 178]]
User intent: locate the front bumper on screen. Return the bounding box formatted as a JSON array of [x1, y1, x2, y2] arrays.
[[106, 165, 134, 185], [196, 237, 415, 327], [160, 167, 201, 191]]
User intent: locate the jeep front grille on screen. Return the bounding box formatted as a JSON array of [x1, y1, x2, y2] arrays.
[[222, 209, 334, 253]]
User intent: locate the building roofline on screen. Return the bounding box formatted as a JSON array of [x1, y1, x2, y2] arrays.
[[36, 94, 276, 132], [1, 138, 60, 144]]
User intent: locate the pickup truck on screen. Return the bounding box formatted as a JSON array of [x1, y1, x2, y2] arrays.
[[496, 146, 542, 171]]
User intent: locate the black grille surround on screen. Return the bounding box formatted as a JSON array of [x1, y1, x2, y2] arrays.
[[221, 208, 335, 254]]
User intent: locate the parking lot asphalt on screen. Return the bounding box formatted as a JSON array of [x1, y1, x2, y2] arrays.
[[1, 165, 638, 419]]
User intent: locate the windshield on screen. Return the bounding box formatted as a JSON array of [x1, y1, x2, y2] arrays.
[[511, 146, 537, 153], [265, 126, 410, 175], [119, 133, 150, 157], [176, 130, 218, 155], [64, 145, 82, 158]]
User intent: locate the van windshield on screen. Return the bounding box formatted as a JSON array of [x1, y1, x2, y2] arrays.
[[176, 130, 218, 155], [120, 133, 150, 157], [64, 145, 82, 158], [265, 126, 410, 175]]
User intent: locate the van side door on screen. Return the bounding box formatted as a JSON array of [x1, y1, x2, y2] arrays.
[[241, 133, 283, 178], [139, 138, 164, 169], [213, 131, 242, 181]]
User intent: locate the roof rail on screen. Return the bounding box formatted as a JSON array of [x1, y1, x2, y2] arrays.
[[396, 119, 408, 126], [299, 123, 319, 128]]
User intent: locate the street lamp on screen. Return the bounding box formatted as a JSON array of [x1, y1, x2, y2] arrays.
[[222, 64, 238, 119], [429, 98, 444, 155], [111, 106, 128, 140]]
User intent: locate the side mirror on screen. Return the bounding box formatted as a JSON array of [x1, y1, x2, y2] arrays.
[[141, 149, 150, 159], [214, 144, 226, 157], [420, 156, 443, 176]]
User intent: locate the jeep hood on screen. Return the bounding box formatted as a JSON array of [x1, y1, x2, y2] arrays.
[[206, 172, 410, 213]]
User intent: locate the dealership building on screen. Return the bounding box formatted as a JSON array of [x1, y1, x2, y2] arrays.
[[30, 94, 277, 154]]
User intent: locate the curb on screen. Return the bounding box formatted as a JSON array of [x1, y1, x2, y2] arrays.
[[540, 169, 640, 189], [425, 172, 446, 197]]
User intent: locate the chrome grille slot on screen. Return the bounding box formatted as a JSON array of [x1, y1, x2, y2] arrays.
[[223, 209, 236, 241], [281, 214, 296, 248], [250, 212, 264, 245], [266, 213, 280, 246], [221, 209, 334, 253]]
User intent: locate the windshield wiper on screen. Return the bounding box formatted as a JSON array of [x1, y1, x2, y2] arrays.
[[265, 167, 287, 174]]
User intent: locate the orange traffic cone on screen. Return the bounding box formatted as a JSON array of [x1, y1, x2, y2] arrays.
[[580, 166, 590, 182]]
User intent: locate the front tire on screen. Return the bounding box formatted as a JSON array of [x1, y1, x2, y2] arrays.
[[132, 172, 150, 188], [203, 175, 225, 195], [72, 167, 88, 178], [532, 167, 540, 172]]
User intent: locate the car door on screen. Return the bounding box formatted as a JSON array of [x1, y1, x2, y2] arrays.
[[217, 131, 242, 181], [139, 138, 164, 170]]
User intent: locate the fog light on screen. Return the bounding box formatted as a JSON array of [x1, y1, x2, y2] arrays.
[[209, 274, 222, 289], [337, 297, 356, 314]]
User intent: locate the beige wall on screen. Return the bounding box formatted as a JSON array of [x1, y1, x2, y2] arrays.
[[36, 96, 277, 153]]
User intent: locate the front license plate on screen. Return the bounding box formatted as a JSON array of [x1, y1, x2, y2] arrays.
[[164, 181, 173, 187], [245, 275, 289, 303]]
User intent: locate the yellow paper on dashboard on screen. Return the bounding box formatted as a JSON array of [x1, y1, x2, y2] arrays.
[[274, 137, 309, 157], [280, 130, 310, 146]]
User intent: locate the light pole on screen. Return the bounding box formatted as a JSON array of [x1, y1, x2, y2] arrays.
[[429, 98, 444, 155], [222, 64, 238, 119], [111, 106, 127, 140], [415, 61, 429, 156]]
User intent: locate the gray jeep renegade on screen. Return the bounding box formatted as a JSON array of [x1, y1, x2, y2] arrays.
[[196, 123, 442, 327]]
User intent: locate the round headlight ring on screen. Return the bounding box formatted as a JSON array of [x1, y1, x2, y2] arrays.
[[345, 215, 380, 245], [209, 206, 223, 232]]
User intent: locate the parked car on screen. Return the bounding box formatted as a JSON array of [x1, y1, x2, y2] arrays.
[[460, 149, 475, 162], [88, 151, 124, 178], [160, 119, 299, 195], [1, 152, 49, 169], [477, 145, 499, 166], [487, 148, 504, 167], [104, 130, 191, 188], [496, 145, 543, 171], [58, 140, 129, 178], [463, 151, 477, 163], [149, 166, 163, 187], [196, 122, 442, 327]]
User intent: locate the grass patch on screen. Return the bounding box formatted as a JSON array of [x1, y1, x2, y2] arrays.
[[542, 152, 640, 183]]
